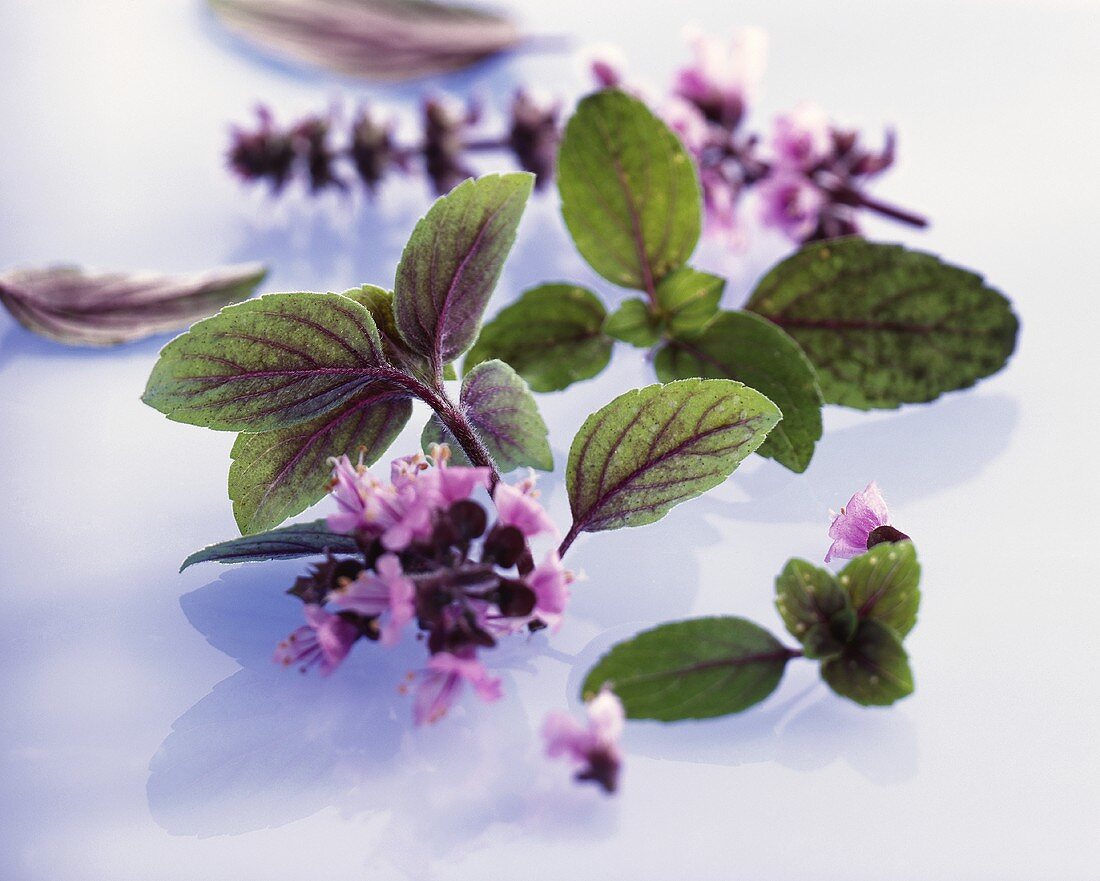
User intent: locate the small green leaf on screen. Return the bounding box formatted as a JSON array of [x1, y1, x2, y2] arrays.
[[465, 284, 612, 392], [421, 416, 471, 465], [582, 617, 793, 720], [459, 360, 552, 471], [655, 311, 824, 473], [745, 238, 1019, 409], [566, 379, 780, 535], [604, 298, 661, 347], [228, 392, 412, 534], [393, 173, 534, 366], [180, 520, 358, 571], [142, 292, 394, 432], [775, 559, 857, 659], [838, 540, 921, 638], [655, 267, 724, 336], [558, 89, 701, 291], [821, 620, 914, 706]]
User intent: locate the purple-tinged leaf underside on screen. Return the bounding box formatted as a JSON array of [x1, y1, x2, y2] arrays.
[[0, 262, 266, 347], [180, 520, 358, 571], [208, 0, 523, 82]]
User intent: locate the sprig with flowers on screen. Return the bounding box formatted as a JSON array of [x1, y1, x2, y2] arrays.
[[227, 27, 921, 248], [148, 87, 1013, 795]]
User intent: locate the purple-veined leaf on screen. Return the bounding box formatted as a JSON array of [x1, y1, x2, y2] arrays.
[[0, 263, 266, 347], [143, 291, 406, 432], [393, 173, 533, 371], [180, 520, 358, 571], [564, 379, 779, 539], [208, 0, 523, 81], [229, 391, 413, 534]]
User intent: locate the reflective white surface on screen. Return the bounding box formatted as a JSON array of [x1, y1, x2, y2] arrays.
[[1, 1, 1098, 878]]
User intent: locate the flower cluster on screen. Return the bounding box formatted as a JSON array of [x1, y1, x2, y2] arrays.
[[274, 445, 572, 725], [594, 28, 923, 245], [229, 91, 560, 198], [229, 29, 924, 247], [825, 481, 910, 563]]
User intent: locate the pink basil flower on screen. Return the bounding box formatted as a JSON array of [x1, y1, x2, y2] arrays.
[[273, 604, 359, 675], [771, 102, 832, 171], [825, 481, 897, 562], [758, 171, 825, 242], [542, 688, 625, 794], [661, 96, 710, 157], [674, 26, 767, 125], [329, 553, 416, 646], [413, 651, 503, 725], [525, 550, 572, 631], [493, 472, 558, 538]]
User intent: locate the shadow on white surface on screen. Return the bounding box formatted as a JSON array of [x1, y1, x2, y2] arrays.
[[147, 563, 617, 875], [709, 392, 1020, 523]]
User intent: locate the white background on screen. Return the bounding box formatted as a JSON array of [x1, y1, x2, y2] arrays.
[[1, 1, 1098, 879]]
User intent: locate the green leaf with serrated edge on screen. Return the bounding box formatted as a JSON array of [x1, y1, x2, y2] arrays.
[[837, 540, 921, 638], [745, 238, 1019, 409], [393, 173, 534, 367], [465, 283, 612, 392], [566, 379, 780, 535], [558, 89, 701, 291], [582, 617, 793, 720], [655, 266, 724, 336], [180, 520, 358, 571], [142, 292, 395, 432], [229, 392, 412, 534], [775, 558, 857, 659], [459, 360, 552, 471], [821, 619, 914, 706], [604, 298, 661, 347], [655, 311, 824, 473]]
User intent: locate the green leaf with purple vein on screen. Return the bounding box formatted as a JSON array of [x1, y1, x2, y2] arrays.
[[229, 392, 413, 534], [465, 283, 612, 392], [745, 237, 1019, 409], [565, 379, 780, 535], [557, 89, 701, 291], [142, 292, 396, 432], [582, 617, 793, 720], [655, 311, 823, 472], [393, 172, 534, 370]]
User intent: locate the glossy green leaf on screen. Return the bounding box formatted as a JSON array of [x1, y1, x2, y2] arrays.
[[465, 284, 612, 392], [655, 311, 823, 472], [558, 89, 701, 291], [393, 173, 534, 367], [566, 379, 780, 535], [228, 392, 412, 534], [180, 520, 358, 571], [775, 558, 857, 659], [745, 238, 1019, 409], [655, 266, 724, 336], [838, 540, 921, 638], [582, 617, 793, 720], [820, 620, 914, 706], [604, 298, 661, 347], [142, 292, 395, 432]]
